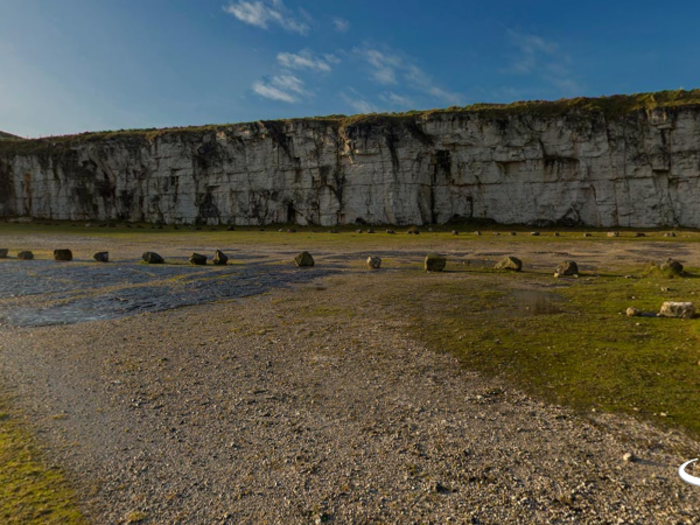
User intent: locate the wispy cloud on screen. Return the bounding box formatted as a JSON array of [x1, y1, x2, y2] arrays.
[[505, 31, 583, 96], [380, 91, 414, 107], [223, 0, 310, 35], [252, 74, 309, 103], [341, 89, 378, 114], [333, 17, 350, 33], [355, 45, 463, 105], [277, 50, 338, 72]]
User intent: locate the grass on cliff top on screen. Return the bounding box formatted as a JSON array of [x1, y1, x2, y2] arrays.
[[2, 88, 699, 151], [0, 402, 86, 524]]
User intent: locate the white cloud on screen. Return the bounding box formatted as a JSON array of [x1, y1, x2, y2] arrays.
[[252, 74, 309, 103], [277, 50, 336, 72], [223, 0, 310, 35], [505, 31, 582, 96], [333, 17, 350, 33], [341, 89, 378, 114], [380, 91, 414, 107], [355, 45, 463, 105]]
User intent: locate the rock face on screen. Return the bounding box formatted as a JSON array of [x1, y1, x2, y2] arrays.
[[5, 93, 700, 227]]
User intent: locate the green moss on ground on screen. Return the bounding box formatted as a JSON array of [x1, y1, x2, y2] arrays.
[[0, 403, 86, 525]]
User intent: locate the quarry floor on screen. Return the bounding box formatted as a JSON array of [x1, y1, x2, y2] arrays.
[[1, 226, 700, 523]]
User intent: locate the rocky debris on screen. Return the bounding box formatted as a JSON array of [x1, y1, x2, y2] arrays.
[[213, 250, 228, 266], [142, 252, 164, 264], [366, 256, 382, 269], [554, 261, 579, 277], [495, 256, 523, 272], [53, 249, 73, 262], [626, 307, 641, 317], [189, 253, 207, 266], [424, 254, 446, 272], [660, 258, 684, 275], [17, 251, 34, 260], [93, 252, 109, 263], [294, 252, 315, 267], [607, 232, 620, 237], [0, 249, 7, 258], [530, 232, 540, 236], [665, 232, 677, 237], [658, 301, 695, 319]]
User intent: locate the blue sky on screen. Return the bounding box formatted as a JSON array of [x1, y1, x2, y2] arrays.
[[1, 0, 699, 137]]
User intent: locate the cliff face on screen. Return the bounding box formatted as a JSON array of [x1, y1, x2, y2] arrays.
[[2, 100, 700, 227]]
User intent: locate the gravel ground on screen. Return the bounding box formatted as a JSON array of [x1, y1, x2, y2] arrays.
[[1, 234, 700, 523]]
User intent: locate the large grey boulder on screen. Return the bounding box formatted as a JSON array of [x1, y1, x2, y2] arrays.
[[93, 252, 109, 263], [495, 256, 522, 272], [53, 249, 73, 261], [294, 251, 315, 267], [17, 251, 34, 260], [189, 253, 207, 265], [658, 301, 695, 319], [424, 254, 446, 272], [142, 252, 164, 264], [213, 250, 229, 266]]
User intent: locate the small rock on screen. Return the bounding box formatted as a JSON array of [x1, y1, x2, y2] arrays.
[[660, 258, 684, 275], [424, 254, 447, 272], [226, 225, 235, 231], [287, 228, 296, 233], [623, 452, 635, 463], [356, 229, 363, 234], [294, 251, 315, 267], [17, 251, 34, 260], [386, 229, 395, 234], [367, 228, 375, 234], [53, 249, 73, 261], [213, 250, 229, 266], [330, 229, 339, 234], [583, 232, 592, 237], [658, 301, 695, 319], [142, 252, 164, 264], [555, 261, 579, 276], [509, 232, 517, 236], [626, 307, 641, 317], [530, 232, 540, 236], [635, 232, 646, 237], [189, 253, 207, 265], [495, 256, 522, 272], [553, 232, 560, 237], [93, 251, 109, 263], [452, 230, 459, 235], [366, 256, 381, 269], [607, 231, 620, 237], [664, 232, 677, 238], [474, 231, 482, 236], [0, 249, 8, 259]]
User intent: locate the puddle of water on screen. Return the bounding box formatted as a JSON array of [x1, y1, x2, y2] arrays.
[[511, 289, 563, 316]]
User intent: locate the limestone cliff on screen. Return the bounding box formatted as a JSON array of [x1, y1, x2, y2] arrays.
[[2, 91, 700, 227]]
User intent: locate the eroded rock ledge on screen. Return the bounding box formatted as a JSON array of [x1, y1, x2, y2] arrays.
[[2, 90, 700, 227]]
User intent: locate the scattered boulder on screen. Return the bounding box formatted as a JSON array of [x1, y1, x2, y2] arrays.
[[366, 256, 381, 269], [553, 232, 560, 237], [17, 251, 34, 260], [495, 256, 523, 272], [424, 254, 447, 272], [530, 232, 540, 236], [626, 307, 641, 317], [226, 225, 235, 231], [53, 249, 73, 261], [386, 229, 395, 234], [142, 252, 164, 264], [356, 229, 363, 234], [664, 232, 677, 238], [509, 232, 517, 236], [660, 258, 684, 275], [555, 261, 579, 277], [607, 231, 620, 237], [294, 251, 315, 267], [287, 228, 297, 233], [0, 249, 7, 259], [93, 252, 109, 263], [330, 229, 339, 234], [658, 301, 695, 319], [407, 225, 420, 234], [583, 232, 592, 237], [189, 253, 207, 265], [452, 230, 459, 235], [635, 232, 646, 237], [474, 231, 482, 236], [367, 228, 375, 234], [213, 250, 228, 266]]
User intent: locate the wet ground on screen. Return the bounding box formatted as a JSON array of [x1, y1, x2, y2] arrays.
[[0, 259, 334, 327]]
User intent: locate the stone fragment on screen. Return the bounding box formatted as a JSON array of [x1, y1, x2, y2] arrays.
[[0, 249, 7, 258], [626, 307, 641, 317], [607, 231, 620, 237], [17, 251, 34, 260], [213, 250, 228, 266], [658, 301, 695, 318], [555, 261, 579, 276], [294, 251, 315, 267], [142, 252, 164, 264], [189, 253, 207, 265], [366, 256, 381, 269], [424, 254, 446, 272], [93, 251, 109, 263], [495, 256, 522, 272], [53, 249, 73, 261]]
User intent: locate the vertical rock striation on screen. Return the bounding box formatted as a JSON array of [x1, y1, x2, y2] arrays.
[[2, 92, 700, 227]]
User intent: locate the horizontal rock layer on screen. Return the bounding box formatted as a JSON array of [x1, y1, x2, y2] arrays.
[[1, 103, 699, 227]]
